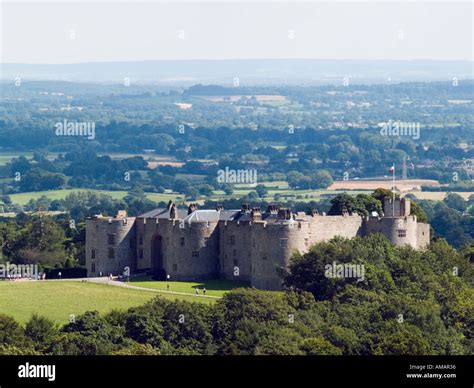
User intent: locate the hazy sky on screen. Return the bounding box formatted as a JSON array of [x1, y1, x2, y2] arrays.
[[1, 1, 472, 64]]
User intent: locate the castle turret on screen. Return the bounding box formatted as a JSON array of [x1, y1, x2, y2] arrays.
[[384, 197, 410, 217]]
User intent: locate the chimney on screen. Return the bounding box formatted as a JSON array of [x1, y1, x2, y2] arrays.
[[311, 209, 319, 217], [216, 204, 224, 211], [278, 208, 293, 220], [341, 206, 349, 216], [169, 203, 177, 219], [116, 210, 127, 219], [166, 200, 173, 210], [241, 203, 250, 213], [250, 207, 262, 221], [266, 204, 279, 214], [188, 203, 198, 215]]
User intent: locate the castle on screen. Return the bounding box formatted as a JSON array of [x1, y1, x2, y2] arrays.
[[85, 198, 430, 290]]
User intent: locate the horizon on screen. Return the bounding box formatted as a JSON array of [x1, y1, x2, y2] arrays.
[[1, 2, 472, 64]]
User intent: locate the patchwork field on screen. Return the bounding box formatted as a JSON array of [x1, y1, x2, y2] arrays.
[[328, 179, 440, 192], [411, 191, 473, 200], [0, 280, 213, 324], [9, 189, 182, 206]]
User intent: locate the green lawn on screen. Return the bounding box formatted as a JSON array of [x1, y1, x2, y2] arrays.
[[0, 281, 212, 324], [9, 189, 181, 206], [130, 278, 249, 297]]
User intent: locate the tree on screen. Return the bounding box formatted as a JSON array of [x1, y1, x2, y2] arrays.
[[371, 188, 399, 204], [444, 193, 467, 212], [255, 184, 268, 198], [0, 314, 29, 347], [25, 314, 58, 351], [300, 337, 342, 355], [173, 178, 191, 194], [311, 170, 333, 189]]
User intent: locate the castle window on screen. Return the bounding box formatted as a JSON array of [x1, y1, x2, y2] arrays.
[[138, 235, 143, 245], [192, 251, 200, 258], [107, 234, 115, 245], [91, 249, 96, 259], [180, 237, 185, 247], [227, 235, 235, 245], [280, 238, 288, 248], [233, 259, 238, 267], [138, 249, 143, 259], [173, 264, 178, 272], [129, 238, 135, 249], [91, 262, 96, 273], [233, 249, 236, 257], [304, 238, 309, 247], [397, 229, 407, 238], [108, 248, 115, 259]]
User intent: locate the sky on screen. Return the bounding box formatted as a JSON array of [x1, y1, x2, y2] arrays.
[[0, 1, 472, 64]]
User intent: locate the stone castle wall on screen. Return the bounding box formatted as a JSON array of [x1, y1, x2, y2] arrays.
[[309, 214, 364, 244], [136, 217, 220, 280], [219, 221, 252, 282], [85, 217, 136, 276], [86, 199, 431, 289]]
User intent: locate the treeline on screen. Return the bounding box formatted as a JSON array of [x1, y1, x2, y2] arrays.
[[1, 190, 472, 275], [0, 235, 472, 355]]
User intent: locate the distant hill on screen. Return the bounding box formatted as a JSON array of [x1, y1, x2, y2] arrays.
[[1, 59, 472, 86]]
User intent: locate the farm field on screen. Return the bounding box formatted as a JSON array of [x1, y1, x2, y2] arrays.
[[9, 189, 182, 206], [130, 278, 249, 297], [328, 179, 440, 192], [0, 280, 213, 324], [411, 191, 473, 200]]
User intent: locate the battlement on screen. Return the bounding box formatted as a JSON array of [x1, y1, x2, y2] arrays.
[[86, 202, 430, 290], [383, 197, 411, 217]]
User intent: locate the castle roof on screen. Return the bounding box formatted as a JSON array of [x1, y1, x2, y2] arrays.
[[137, 207, 304, 223]]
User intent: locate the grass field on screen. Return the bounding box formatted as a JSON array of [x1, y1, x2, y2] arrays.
[[411, 191, 473, 200], [0, 280, 214, 324], [9, 189, 181, 206], [130, 278, 249, 297]]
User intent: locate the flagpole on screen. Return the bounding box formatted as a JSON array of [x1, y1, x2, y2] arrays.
[[392, 165, 395, 218]]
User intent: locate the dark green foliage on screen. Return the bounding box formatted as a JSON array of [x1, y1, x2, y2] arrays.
[[1, 234, 472, 356]]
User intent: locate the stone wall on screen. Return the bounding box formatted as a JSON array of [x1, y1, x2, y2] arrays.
[[85, 199, 431, 288], [364, 216, 419, 248], [219, 220, 252, 282], [136, 217, 220, 280], [309, 214, 364, 244], [85, 217, 136, 276]]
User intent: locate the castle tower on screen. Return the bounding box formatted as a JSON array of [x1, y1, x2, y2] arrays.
[[383, 197, 410, 217], [85, 211, 136, 277]]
